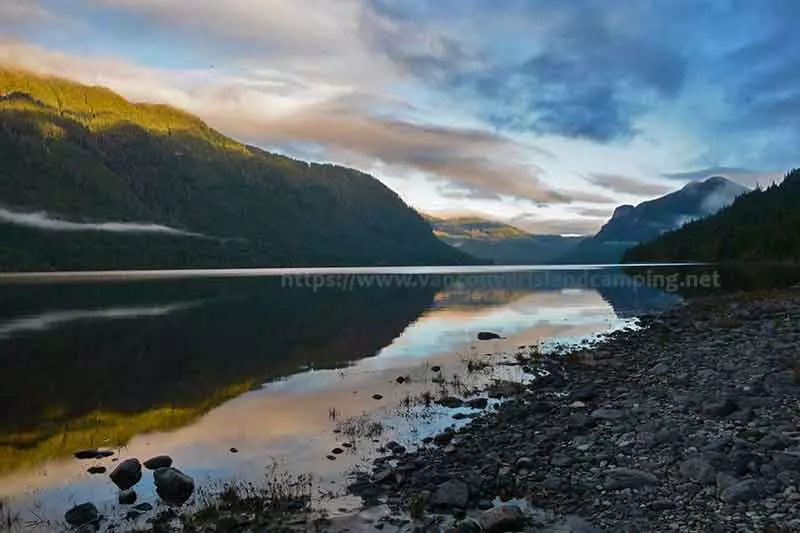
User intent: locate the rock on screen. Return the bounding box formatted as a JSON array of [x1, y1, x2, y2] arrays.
[[649, 499, 676, 511], [331, 448, 344, 455], [759, 433, 789, 450], [515, 457, 535, 471], [773, 452, 800, 472], [326, 455, 337, 461], [143, 455, 172, 470], [590, 408, 625, 421], [118, 489, 137, 505], [477, 331, 502, 340], [385, 441, 407, 455], [679, 458, 716, 484], [229, 447, 238, 453], [431, 366, 442, 373], [87, 466, 106, 475], [154, 467, 195, 505], [65, 503, 99, 526], [702, 398, 738, 417], [654, 428, 682, 445], [125, 510, 142, 521], [604, 468, 658, 490], [133, 502, 153, 512], [720, 479, 765, 503], [716, 472, 738, 492], [466, 397, 488, 409], [571, 386, 597, 402], [455, 518, 482, 533], [372, 394, 384, 400], [433, 431, 454, 446], [438, 396, 464, 408], [431, 478, 469, 508], [74, 449, 114, 460], [651, 362, 670, 376], [479, 505, 526, 533], [110, 458, 142, 490]]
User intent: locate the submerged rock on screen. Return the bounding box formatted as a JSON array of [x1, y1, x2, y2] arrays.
[[154, 467, 195, 505], [65, 503, 99, 526], [118, 489, 137, 505], [74, 449, 114, 460], [110, 458, 142, 490], [477, 331, 502, 340]]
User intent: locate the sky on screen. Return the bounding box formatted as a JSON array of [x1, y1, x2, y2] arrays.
[[0, 0, 795, 235]]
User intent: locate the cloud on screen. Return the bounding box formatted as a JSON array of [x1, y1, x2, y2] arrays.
[[508, 214, 603, 236], [587, 173, 673, 197], [0, 206, 205, 236]]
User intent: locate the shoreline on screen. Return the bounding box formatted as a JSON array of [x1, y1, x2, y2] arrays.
[[340, 289, 800, 532]]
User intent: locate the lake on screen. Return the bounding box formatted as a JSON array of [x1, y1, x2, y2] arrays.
[[0, 264, 793, 529]]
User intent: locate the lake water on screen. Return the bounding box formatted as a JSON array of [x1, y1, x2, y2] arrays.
[[0, 264, 795, 530]]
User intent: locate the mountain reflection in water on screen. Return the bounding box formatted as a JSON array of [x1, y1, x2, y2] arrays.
[[2, 265, 788, 528]]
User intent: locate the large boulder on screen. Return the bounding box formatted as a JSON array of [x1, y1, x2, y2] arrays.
[[154, 467, 195, 505], [110, 458, 142, 490]]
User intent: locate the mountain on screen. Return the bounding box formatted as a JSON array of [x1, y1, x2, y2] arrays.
[[426, 215, 584, 264], [624, 169, 800, 263], [556, 176, 749, 264], [0, 68, 473, 270]]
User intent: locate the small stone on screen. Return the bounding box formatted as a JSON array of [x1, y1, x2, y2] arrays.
[[372, 394, 384, 400], [118, 489, 137, 505], [143, 456, 172, 470], [477, 331, 502, 340], [133, 503, 153, 512], [604, 468, 658, 490], [396, 376, 406, 384], [431, 366, 442, 373], [433, 431, 454, 446], [65, 503, 99, 526], [326, 455, 337, 461], [516, 457, 535, 471], [456, 518, 482, 533], [651, 362, 670, 376], [331, 448, 344, 455], [87, 466, 106, 475], [650, 499, 676, 511], [590, 408, 625, 421], [229, 447, 238, 453], [720, 479, 764, 503]]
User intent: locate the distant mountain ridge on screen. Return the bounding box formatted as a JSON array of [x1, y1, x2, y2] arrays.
[[624, 169, 800, 263], [556, 176, 749, 264], [426, 215, 584, 264], [0, 68, 474, 270]]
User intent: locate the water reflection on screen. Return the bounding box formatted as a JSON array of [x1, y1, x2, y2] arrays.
[[3, 265, 794, 528]]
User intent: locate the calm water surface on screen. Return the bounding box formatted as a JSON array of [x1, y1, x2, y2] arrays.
[[0, 264, 786, 529]]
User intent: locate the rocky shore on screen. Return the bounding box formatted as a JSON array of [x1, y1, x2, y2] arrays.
[[346, 289, 800, 532]]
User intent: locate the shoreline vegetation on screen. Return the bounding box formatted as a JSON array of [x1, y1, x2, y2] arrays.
[[56, 286, 800, 532]]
